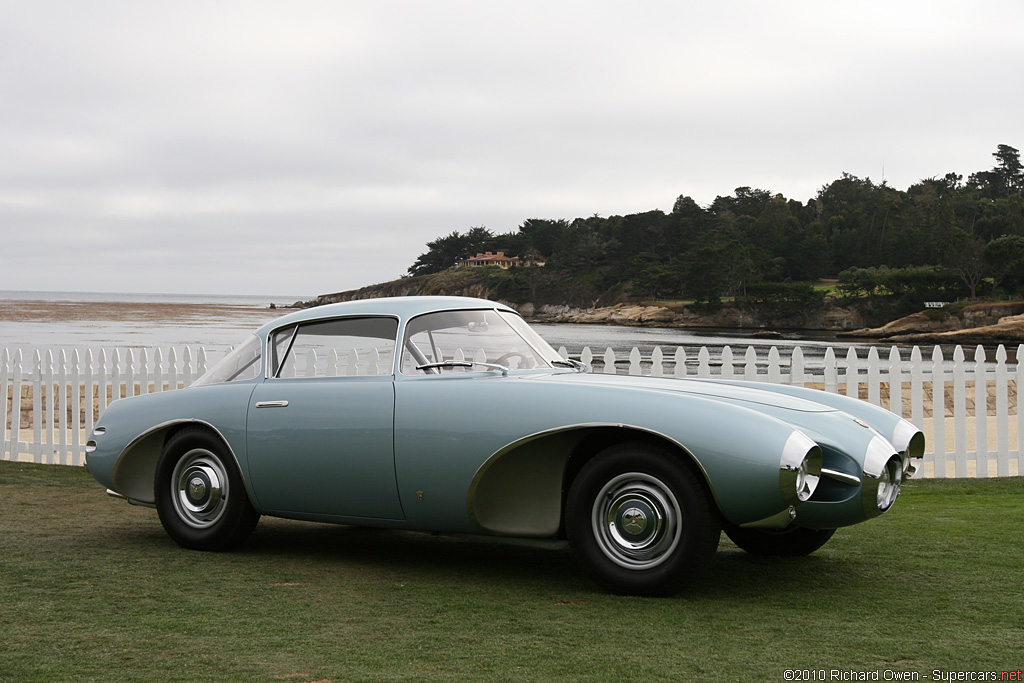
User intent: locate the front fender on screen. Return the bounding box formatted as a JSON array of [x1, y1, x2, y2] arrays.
[[395, 376, 827, 532], [85, 383, 258, 506]]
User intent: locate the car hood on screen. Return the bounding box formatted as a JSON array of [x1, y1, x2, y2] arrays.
[[528, 371, 835, 413]]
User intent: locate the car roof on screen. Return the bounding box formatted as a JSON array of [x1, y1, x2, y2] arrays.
[[255, 295, 517, 336]]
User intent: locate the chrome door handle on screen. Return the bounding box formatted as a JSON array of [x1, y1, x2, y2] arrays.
[[255, 400, 289, 408]]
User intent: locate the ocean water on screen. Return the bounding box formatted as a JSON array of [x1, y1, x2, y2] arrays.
[[534, 322, 852, 356], [0, 290, 305, 358], [1, 290, 1004, 372], [0, 290, 304, 306]]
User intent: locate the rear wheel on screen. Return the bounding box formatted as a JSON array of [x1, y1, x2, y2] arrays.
[[565, 443, 720, 596], [155, 427, 259, 551], [723, 523, 835, 556]]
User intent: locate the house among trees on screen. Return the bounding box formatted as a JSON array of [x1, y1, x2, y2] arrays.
[[459, 251, 547, 269]]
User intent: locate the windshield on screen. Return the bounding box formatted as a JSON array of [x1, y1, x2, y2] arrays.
[[192, 334, 262, 386], [497, 311, 561, 360], [400, 309, 558, 374]]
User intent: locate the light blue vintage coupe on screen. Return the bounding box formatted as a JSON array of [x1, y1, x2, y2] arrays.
[[86, 296, 923, 596]]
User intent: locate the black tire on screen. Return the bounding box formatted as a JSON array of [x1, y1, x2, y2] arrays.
[[155, 426, 259, 551], [723, 522, 835, 556], [565, 442, 721, 597]]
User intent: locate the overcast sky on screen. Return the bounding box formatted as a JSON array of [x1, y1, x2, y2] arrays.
[[2, 1, 1022, 298]]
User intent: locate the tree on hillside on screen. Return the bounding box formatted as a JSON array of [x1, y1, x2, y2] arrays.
[[632, 252, 684, 299], [974, 195, 1024, 241], [985, 235, 1024, 294], [407, 227, 494, 276], [709, 187, 773, 218], [814, 173, 899, 270], [969, 144, 1023, 199], [518, 218, 568, 257], [681, 244, 731, 309], [993, 144, 1023, 197], [900, 177, 960, 264], [672, 195, 703, 217], [945, 232, 987, 298]]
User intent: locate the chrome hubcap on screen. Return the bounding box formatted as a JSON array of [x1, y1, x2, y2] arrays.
[[171, 448, 228, 529], [592, 472, 682, 570]]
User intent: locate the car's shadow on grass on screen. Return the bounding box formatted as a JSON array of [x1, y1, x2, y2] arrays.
[[699, 546, 866, 599], [144, 516, 865, 598], [239, 519, 585, 590]]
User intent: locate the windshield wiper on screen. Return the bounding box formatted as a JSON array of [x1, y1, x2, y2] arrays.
[[415, 360, 509, 376], [551, 358, 587, 372]]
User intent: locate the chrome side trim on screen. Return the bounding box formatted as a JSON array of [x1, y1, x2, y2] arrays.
[[821, 468, 861, 486], [415, 360, 509, 376], [105, 488, 157, 509]]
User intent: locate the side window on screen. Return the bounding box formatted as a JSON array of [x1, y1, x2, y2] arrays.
[[272, 317, 398, 378]]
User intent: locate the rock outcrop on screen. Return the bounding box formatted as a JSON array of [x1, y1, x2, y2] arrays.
[[545, 302, 864, 331], [839, 302, 1024, 344]]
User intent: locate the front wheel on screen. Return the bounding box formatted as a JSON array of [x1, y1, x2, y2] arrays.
[[155, 426, 259, 551], [723, 523, 835, 556], [565, 443, 720, 596]]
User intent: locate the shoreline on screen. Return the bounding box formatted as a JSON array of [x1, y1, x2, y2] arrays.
[[533, 301, 1024, 346], [7, 291, 1024, 349]]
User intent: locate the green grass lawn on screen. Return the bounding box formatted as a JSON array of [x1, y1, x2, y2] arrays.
[[2, 462, 1021, 682]]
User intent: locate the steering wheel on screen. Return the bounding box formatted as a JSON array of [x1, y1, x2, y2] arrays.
[[494, 351, 529, 368]]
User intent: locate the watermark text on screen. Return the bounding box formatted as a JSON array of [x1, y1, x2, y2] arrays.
[[783, 669, 1022, 681]]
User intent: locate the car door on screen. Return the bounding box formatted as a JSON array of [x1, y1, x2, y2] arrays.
[[392, 308, 560, 531], [246, 316, 405, 521]]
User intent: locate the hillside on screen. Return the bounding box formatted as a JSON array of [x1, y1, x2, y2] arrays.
[[297, 268, 866, 330], [300, 266, 625, 314], [298, 269, 1024, 342]]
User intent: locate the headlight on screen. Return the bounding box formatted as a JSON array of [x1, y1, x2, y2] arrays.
[[861, 435, 902, 518], [779, 431, 822, 506], [890, 419, 925, 479]]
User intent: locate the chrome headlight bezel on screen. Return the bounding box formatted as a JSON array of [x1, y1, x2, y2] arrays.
[[890, 419, 925, 479], [860, 435, 902, 518], [876, 457, 903, 511], [779, 431, 822, 507]]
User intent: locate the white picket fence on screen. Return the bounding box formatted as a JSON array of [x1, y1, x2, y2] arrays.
[[2, 343, 1023, 478], [1, 347, 208, 466]]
